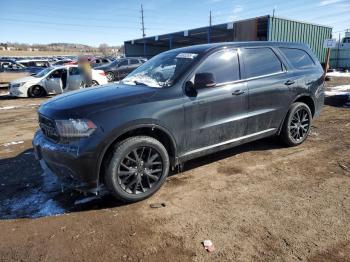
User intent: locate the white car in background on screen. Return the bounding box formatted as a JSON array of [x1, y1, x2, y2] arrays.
[[9, 65, 108, 97]]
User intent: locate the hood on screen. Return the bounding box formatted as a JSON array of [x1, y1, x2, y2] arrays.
[[11, 76, 39, 84], [39, 83, 157, 118]]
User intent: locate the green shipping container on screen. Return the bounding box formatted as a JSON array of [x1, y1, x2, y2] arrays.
[[268, 16, 332, 63]]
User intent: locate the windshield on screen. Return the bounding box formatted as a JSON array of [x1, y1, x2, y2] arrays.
[[122, 50, 199, 88], [34, 67, 53, 77]]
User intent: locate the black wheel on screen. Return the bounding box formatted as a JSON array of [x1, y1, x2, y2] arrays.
[[105, 136, 170, 202], [91, 80, 99, 86], [280, 102, 312, 146], [28, 85, 46, 98], [106, 71, 114, 82]]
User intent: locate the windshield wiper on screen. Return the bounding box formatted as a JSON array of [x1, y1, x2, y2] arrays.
[[133, 80, 150, 86]]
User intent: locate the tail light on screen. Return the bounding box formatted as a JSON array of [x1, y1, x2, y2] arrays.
[[99, 72, 106, 76]]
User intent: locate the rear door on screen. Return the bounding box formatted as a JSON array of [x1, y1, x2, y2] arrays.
[[115, 59, 129, 80], [241, 47, 293, 135], [128, 59, 142, 73], [184, 49, 248, 151], [279, 47, 324, 96]]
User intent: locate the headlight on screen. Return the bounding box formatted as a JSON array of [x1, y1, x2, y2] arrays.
[[55, 119, 97, 138], [11, 82, 26, 88]]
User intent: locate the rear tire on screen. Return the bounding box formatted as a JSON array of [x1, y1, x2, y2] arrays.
[[105, 136, 170, 203], [28, 85, 46, 98], [280, 102, 312, 146]]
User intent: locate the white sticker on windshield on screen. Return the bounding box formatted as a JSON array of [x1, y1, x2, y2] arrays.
[[176, 53, 198, 59]]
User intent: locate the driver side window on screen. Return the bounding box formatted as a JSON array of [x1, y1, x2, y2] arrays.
[[49, 69, 62, 78], [195, 49, 240, 85]]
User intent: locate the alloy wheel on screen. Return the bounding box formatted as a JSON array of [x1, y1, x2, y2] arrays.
[[117, 146, 163, 195], [106, 72, 114, 81], [289, 108, 310, 142]]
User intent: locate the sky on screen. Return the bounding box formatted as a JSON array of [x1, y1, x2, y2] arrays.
[[0, 0, 349, 47]]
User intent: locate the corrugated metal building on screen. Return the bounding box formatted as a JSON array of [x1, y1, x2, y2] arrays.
[[124, 15, 332, 63]]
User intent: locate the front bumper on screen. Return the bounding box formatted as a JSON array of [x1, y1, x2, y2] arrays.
[[33, 130, 100, 192], [8, 87, 25, 97]]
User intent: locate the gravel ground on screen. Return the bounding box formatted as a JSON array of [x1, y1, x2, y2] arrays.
[[0, 78, 349, 262]]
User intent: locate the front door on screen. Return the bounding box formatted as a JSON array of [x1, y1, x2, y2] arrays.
[[184, 49, 248, 152], [45, 69, 64, 94]]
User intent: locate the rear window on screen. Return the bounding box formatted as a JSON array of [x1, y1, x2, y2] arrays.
[[242, 48, 283, 79], [280, 48, 315, 69]]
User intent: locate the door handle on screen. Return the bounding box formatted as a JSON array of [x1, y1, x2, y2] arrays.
[[232, 90, 245, 96], [285, 80, 295, 86]]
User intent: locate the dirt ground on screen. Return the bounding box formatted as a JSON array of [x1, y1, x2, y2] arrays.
[[0, 78, 349, 262]]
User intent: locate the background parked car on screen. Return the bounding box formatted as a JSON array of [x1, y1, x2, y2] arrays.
[[0, 59, 37, 84], [16, 59, 51, 74], [95, 57, 146, 81], [51, 59, 74, 66], [91, 57, 112, 68], [9, 65, 108, 97]]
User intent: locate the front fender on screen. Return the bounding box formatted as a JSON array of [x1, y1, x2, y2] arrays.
[[94, 119, 178, 185]]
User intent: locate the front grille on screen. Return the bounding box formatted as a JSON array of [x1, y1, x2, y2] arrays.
[[39, 114, 59, 142]]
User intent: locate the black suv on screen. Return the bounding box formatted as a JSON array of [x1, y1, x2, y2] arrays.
[[33, 42, 325, 202], [95, 57, 146, 82]]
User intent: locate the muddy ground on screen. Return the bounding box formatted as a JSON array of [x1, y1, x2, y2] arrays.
[[0, 78, 349, 262]]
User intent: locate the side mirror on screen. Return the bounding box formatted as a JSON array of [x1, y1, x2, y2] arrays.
[[194, 73, 216, 89]]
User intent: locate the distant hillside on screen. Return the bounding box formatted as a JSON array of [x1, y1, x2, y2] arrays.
[[0, 42, 123, 55]]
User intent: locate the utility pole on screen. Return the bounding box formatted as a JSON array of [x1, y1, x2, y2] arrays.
[[209, 10, 212, 27], [208, 11, 212, 44], [141, 4, 146, 57], [141, 4, 146, 38]]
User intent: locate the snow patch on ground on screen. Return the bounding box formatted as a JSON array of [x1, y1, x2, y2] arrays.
[[0, 106, 18, 110], [2, 141, 24, 147], [325, 90, 350, 96], [327, 71, 350, 77], [0, 172, 66, 219], [0, 104, 40, 111], [325, 85, 350, 97]]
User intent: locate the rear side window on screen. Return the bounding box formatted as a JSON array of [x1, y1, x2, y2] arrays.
[[242, 48, 283, 79], [130, 59, 140, 65], [280, 48, 315, 69], [196, 49, 240, 84], [119, 60, 128, 66]]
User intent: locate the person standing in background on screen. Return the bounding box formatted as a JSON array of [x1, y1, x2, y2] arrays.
[[78, 56, 92, 87]]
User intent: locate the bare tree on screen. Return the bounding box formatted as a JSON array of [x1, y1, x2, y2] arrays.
[[99, 43, 110, 57]]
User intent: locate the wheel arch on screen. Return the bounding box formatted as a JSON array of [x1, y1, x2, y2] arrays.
[[96, 124, 177, 185], [293, 95, 315, 117], [277, 94, 315, 135]]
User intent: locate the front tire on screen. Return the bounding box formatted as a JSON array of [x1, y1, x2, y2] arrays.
[[280, 102, 312, 146], [105, 136, 170, 203], [28, 85, 46, 98]]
